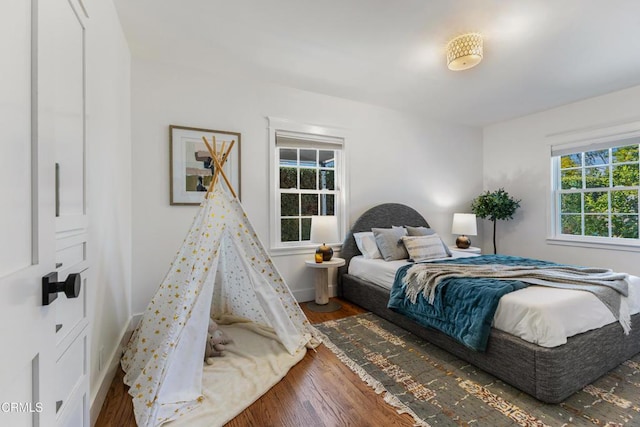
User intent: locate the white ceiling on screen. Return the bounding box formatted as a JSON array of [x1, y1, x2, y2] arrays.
[[113, 0, 640, 127]]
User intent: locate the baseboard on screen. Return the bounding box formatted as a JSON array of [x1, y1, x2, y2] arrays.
[[89, 313, 143, 425], [292, 284, 338, 303]]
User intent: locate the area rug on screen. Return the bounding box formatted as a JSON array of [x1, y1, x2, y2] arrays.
[[315, 313, 640, 427]]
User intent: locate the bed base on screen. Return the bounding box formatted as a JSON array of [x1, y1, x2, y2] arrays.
[[337, 202, 640, 403], [341, 273, 640, 403]]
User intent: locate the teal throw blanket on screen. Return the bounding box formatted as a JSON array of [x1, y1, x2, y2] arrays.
[[387, 255, 561, 351]]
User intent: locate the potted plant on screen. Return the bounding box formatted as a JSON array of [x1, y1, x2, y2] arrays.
[[471, 188, 521, 254]]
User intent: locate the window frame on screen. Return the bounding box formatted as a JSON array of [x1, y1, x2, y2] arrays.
[[548, 121, 640, 251], [268, 117, 348, 255]]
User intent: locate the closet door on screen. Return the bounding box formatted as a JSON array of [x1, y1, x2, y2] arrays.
[[1, 0, 89, 423], [0, 1, 57, 426], [40, 0, 91, 425]]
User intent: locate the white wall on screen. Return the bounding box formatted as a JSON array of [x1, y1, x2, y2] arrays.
[[130, 58, 483, 313], [85, 0, 132, 419], [483, 85, 640, 276]]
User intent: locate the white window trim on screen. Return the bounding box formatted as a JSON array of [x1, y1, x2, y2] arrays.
[[547, 118, 640, 251], [267, 117, 349, 256]]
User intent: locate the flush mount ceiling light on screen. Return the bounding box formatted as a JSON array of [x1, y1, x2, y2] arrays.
[[446, 33, 483, 71]]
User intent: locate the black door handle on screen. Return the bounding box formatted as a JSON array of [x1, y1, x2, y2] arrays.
[[42, 272, 81, 306]]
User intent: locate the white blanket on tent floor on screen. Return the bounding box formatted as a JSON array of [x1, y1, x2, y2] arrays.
[[167, 322, 306, 427]]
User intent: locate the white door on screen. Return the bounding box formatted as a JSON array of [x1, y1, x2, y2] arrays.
[[1, 1, 89, 426], [0, 0, 57, 426]]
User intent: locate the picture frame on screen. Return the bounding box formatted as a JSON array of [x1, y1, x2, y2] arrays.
[[169, 125, 241, 205]]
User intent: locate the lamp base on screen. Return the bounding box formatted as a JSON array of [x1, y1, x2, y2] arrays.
[[455, 235, 471, 249], [316, 244, 333, 261]]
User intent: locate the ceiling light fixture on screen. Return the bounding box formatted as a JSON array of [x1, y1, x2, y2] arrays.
[[446, 33, 483, 71]]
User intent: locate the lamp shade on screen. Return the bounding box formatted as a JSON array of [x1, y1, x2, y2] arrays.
[[451, 213, 477, 236], [446, 33, 483, 71], [310, 216, 339, 244]]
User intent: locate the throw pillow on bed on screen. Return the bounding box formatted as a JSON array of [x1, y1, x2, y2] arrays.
[[372, 227, 409, 261], [353, 231, 382, 259], [405, 225, 452, 256], [402, 234, 448, 262]]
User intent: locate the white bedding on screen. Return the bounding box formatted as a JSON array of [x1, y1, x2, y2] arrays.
[[348, 254, 640, 348]]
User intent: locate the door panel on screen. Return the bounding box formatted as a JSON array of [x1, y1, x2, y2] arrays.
[[1, 0, 91, 425], [0, 0, 32, 276], [44, 1, 91, 425], [55, 335, 84, 417], [0, 0, 57, 425], [53, 0, 85, 221]]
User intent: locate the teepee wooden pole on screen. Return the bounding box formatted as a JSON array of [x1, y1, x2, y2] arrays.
[[210, 148, 237, 198], [210, 136, 220, 191], [201, 135, 238, 198], [202, 136, 218, 195], [212, 139, 235, 185], [221, 140, 235, 164], [217, 141, 235, 192], [212, 141, 227, 191]]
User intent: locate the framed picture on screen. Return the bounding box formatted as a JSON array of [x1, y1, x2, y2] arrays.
[[169, 125, 241, 205]]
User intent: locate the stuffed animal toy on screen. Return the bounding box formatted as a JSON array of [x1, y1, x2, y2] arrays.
[[204, 318, 233, 364]]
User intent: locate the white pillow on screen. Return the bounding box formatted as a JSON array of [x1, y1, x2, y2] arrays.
[[353, 231, 382, 259], [401, 234, 448, 262]]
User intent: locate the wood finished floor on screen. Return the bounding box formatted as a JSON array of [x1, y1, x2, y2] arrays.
[[95, 297, 414, 426]]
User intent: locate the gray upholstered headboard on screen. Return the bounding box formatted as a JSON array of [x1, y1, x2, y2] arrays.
[[337, 203, 430, 286]]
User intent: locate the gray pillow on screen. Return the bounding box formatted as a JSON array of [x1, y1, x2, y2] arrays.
[[405, 226, 452, 257], [372, 227, 409, 261]]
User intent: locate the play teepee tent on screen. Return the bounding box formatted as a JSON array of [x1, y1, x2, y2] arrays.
[[121, 136, 321, 426]]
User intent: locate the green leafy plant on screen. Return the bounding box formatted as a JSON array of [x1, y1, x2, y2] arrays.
[[471, 188, 521, 254]]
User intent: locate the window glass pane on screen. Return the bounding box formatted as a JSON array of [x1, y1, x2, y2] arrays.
[[585, 166, 609, 188], [279, 167, 297, 189], [281, 219, 299, 242], [555, 143, 640, 242], [612, 190, 638, 213], [319, 170, 334, 190], [560, 154, 581, 169], [560, 193, 581, 214], [612, 145, 639, 163], [584, 191, 608, 213], [281, 193, 299, 216], [300, 169, 317, 190], [274, 131, 342, 247], [612, 164, 639, 187], [584, 215, 608, 237], [319, 150, 335, 168], [560, 169, 581, 189], [584, 149, 609, 166], [320, 194, 335, 215], [301, 194, 318, 216], [301, 218, 312, 241], [612, 215, 639, 238], [561, 214, 581, 235], [279, 148, 297, 166], [300, 149, 317, 167]]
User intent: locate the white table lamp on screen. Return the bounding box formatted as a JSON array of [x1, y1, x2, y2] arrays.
[[451, 213, 477, 249], [310, 216, 339, 261]]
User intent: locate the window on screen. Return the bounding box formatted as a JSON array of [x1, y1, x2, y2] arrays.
[[551, 138, 639, 241], [268, 118, 346, 251]]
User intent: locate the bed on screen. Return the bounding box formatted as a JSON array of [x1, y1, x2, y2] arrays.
[[337, 203, 640, 403]]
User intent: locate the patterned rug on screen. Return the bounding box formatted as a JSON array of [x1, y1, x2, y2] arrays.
[[315, 313, 640, 427]]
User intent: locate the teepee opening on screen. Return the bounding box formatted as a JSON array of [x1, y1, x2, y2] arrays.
[[121, 135, 321, 426]]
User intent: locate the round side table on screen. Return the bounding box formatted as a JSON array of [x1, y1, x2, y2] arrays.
[[304, 257, 345, 312]]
